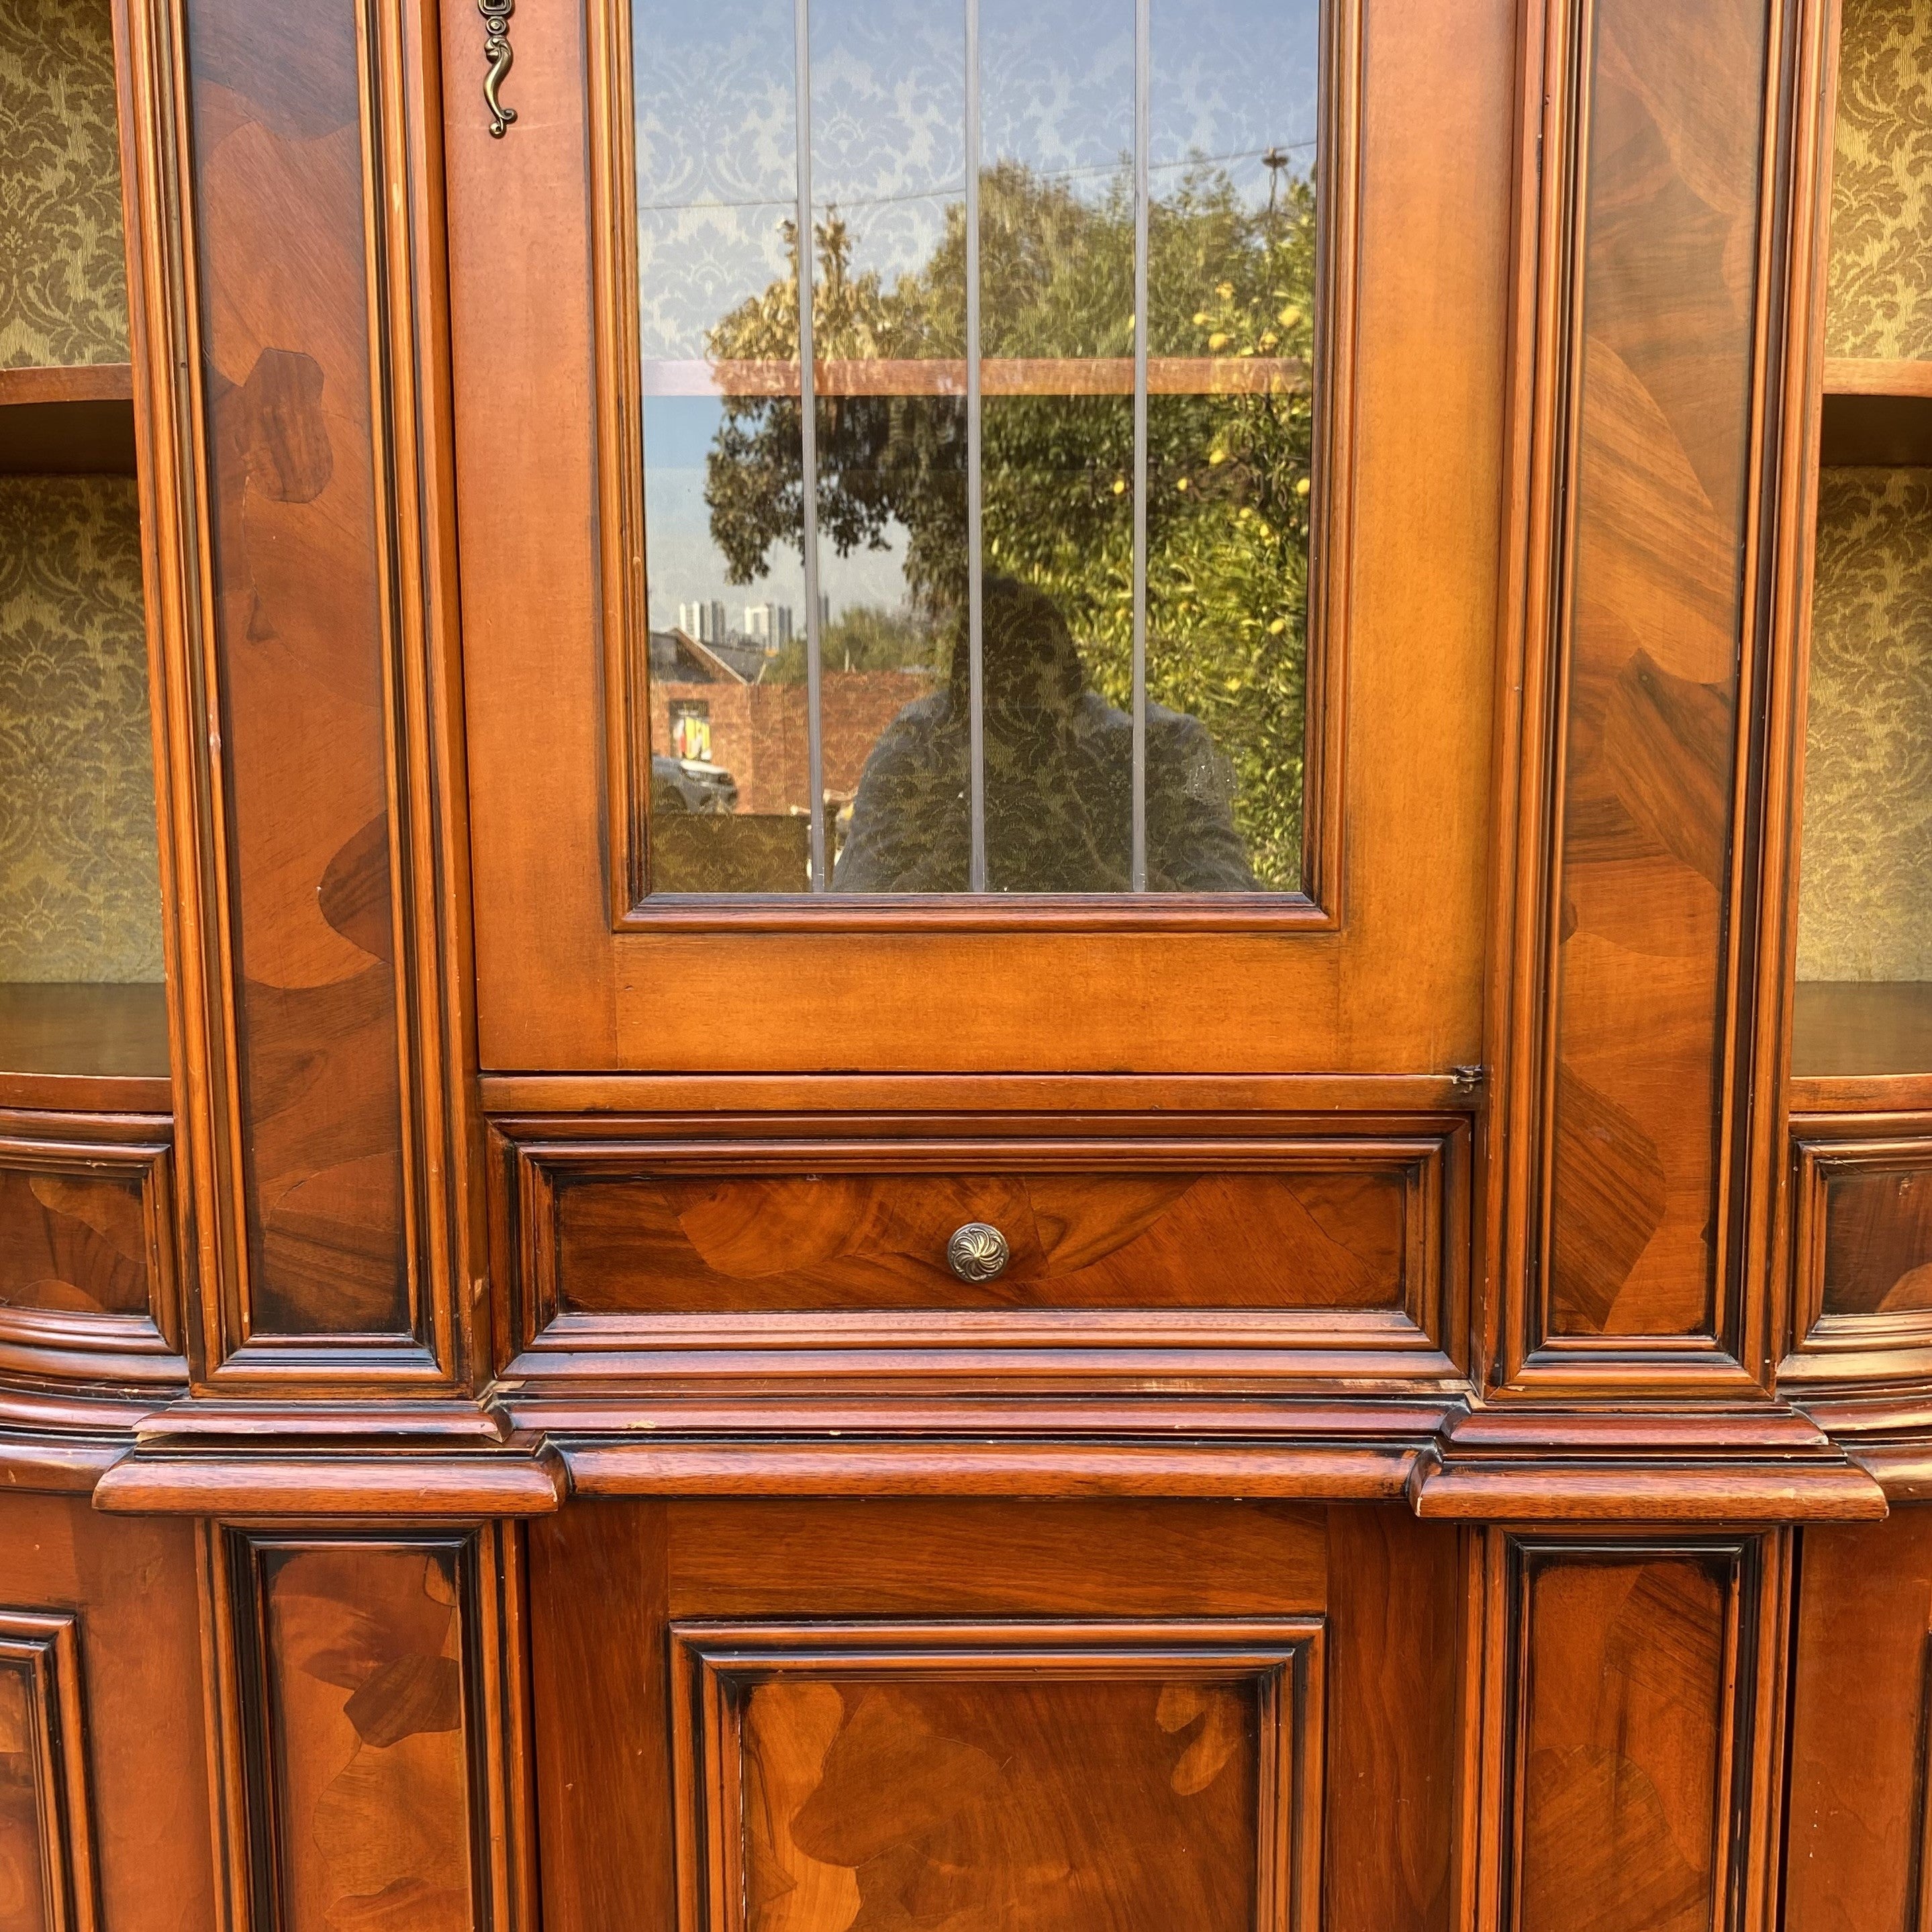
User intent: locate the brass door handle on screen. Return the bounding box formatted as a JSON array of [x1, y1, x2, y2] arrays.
[[480, 0, 516, 136], [946, 1222, 1010, 1283]]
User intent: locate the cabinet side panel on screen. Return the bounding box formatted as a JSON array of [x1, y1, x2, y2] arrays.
[[1544, 0, 1770, 1341], [1784, 1511, 1932, 1931], [183, 0, 409, 1336]]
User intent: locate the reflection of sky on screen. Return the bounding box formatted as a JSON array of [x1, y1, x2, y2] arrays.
[[634, 0, 1318, 622]]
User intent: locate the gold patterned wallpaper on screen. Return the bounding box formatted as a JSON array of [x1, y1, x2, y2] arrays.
[[1799, 467, 1932, 982], [0, 0, 129, 367], [0, 478, 162, 981], [1827, 0, 1932, 359]]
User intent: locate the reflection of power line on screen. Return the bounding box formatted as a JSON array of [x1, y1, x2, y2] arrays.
[[637, 140, 1315, 213]]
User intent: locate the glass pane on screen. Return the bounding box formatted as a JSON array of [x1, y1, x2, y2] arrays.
[[806, 0, 970, 890], [636, 0, 813, 891], [1147, 0, 1320, 891]]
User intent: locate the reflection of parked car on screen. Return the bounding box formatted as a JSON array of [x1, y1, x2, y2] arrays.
[[651, 753, 738, 814]]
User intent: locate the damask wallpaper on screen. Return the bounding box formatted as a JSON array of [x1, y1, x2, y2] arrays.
[[0, 0, 129, 367], [1827, 0, 1932, 360], [0, 478, 162, 982], [1799, 467, 1932, 983]]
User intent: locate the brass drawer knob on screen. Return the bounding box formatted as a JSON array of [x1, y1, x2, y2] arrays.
[[947, 1222, 1010, 1283]]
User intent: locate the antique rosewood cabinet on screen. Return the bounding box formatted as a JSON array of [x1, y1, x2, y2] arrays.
[[3, 0, 1932, 1923]]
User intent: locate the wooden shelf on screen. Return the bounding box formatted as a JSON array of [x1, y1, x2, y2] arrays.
[[0, 982, 170, 1114], [1791, 981, 1932, 1113], [0, 363, 137, 475], [1821, 358, 1932, 468]]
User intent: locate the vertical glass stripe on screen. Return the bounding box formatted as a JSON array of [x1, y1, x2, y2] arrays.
[[794, 0, 828, 890], [964, 0, 987, 892], [1130, 0, 1150, 891]]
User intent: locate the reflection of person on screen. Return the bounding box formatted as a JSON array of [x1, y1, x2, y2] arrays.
[[833, 577, 1257, 893]]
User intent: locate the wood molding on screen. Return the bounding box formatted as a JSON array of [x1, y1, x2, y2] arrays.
[[0, 1608, 99, 1932], [121, 0, 481, 1392], [488, 1113, 1470, 1395], [669, 1617, 1324, 1932], [1469, 1531, 1790, 1931], [0, 1108, 184, 1390], [215, 1527, 535, 1930], [1780, 1112, 1932, 1393], [1484, 0, 1808, 1398]]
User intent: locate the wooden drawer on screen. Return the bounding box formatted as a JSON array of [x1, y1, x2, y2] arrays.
[[492, 1119, 1467, 1388]]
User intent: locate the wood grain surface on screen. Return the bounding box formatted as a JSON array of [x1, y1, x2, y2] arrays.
[[184, 0, 409, 1335], [1541, 0, 1770, 1341]]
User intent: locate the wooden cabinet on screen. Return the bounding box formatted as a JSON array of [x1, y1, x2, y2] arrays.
[[6, 0, 1932, 1925]]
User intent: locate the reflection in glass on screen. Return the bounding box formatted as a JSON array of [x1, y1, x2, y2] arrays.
[[633, 0, 1322, 894]]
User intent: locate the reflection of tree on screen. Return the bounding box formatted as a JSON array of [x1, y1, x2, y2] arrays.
[[704, 160, 1316, 887]]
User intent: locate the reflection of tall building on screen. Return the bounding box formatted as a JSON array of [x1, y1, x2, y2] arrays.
[[743, 601, 793, 649], [677, 599, 728, 644]]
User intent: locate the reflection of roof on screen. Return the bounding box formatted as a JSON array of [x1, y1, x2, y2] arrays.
[[646, 627, 761, 684]]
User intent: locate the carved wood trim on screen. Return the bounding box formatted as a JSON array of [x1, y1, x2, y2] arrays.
[[669, 1617, 1324, 1932], [0, 1608, 99, 1932]]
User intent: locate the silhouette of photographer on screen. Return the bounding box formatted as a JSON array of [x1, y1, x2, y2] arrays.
[[833, 576, 1257, 893]]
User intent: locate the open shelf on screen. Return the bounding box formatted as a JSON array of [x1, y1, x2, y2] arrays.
[[0, 981, 169, 1112], [0, 364, 136, 474], [1822, 359, 1932, 467]]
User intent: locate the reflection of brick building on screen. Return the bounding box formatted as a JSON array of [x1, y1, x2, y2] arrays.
[[646, 630, 938, 818]]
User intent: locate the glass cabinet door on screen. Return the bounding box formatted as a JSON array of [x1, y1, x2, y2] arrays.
[[443, 0, 1512, 1074]]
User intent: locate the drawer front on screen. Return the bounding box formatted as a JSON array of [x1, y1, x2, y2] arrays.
[[494, 1122, 1467, 1382]]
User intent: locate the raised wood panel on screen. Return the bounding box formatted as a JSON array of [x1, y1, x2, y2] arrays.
[[528, 1501, 1461, 1932], [1494, 0, 1790, 1388], [0, 1612, 94, 1932], [148, 0, 477, 1385], [494, 1118, 1466, 1386], [0, 1112, 179, 1385], [1784, 1116, 1932, 1388], [1498, 1537, 1770, 1932], [1784, 1510, 1932, 1931], [225, 1527, 532, 1932], [0, 1499, 213, 1932], [669, 1619, 1322, 1932]]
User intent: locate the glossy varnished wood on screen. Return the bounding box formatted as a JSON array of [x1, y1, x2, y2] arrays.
[[0, 985, 169, 1115], [527, 1500, 1460, 1932], [1784, 1509, 1932, 1931], [445, 0, 1514, 1075], [0, 1497, 214, 1932]]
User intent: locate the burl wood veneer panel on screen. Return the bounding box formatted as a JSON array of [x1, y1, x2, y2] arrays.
[[552, 1166, 1417, 1314], [528, 1501, 1461, 1932], [671, 1620, 1318, 1931], [238, 1539, 476, 1931], [0, 1611, 91, 1932], [0, 479, 161, 983], [0, 1163, 147, 1319], [1827, 0, 1932, 360], [1506, 1541, 1753, 1932], [1543, 0, 1768, 1339], [1785, 1510, 1932, 1930], [0, 1496, 214, 1932], [184, 0, 409, 1333], [1798, 467, 1932, 985], [1819, 1143, 1932, 1314], [0, 0, 128, 368]]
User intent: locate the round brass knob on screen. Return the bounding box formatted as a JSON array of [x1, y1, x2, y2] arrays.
[[946, 1222, 1010, 1283]]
